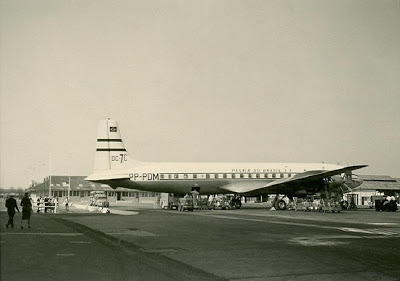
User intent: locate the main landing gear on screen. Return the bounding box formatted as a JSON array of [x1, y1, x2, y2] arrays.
[[272, 195, 288, 210]]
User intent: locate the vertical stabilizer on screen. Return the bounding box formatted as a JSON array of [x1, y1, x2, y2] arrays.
[[93, 119, 139, 171]]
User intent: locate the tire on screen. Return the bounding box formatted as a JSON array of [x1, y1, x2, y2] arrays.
[[275, 200, 287, 210]]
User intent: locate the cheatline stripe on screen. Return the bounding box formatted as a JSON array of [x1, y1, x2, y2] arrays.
[[97, 139, 122, 142], [96, 148, 126, 151]]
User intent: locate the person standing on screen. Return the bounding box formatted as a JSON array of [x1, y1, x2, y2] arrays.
[[44, 197, 49, 213], [37, 196, 41, 213], [54, 196, 59, 213], [20, 193, 32, 229], [64, 197, 69, 211], [5, 195, 20, 228]]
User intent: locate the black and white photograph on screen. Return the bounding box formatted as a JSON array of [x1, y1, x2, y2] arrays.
[[1, 1, 399, 280]]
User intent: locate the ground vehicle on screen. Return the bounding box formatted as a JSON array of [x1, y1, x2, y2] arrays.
[[89, 191, 109, 207], [209, 196, 231, 210], [374, 196, 398, 212], [369, 195, 385, 209], [227, 195, 242, 209], [178, 197, 194, 212], [194, 197, 209, 210], [160, 193, 179, 209]]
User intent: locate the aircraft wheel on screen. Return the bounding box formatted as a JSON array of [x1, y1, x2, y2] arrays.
[[275, 200, 287, 210]]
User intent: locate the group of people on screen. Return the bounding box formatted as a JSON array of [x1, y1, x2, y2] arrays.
[[5, 192, 32, 229], [5, 193, 73, 229], [36, 196, 59, 213], [35, 196, 71, 212]]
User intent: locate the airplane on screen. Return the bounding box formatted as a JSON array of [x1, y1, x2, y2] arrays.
[[85, 119, 367, 210]]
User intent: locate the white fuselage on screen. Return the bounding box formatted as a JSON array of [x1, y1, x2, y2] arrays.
[[92, 162, 341, 195]]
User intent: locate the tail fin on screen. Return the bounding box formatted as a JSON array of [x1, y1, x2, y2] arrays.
[[93, 119, 140, 171]]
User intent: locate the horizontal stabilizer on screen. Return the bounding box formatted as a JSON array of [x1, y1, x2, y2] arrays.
[[85, 173, 130, 181]]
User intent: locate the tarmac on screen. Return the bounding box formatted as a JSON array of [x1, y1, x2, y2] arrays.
[[1, 202, 400, 281]]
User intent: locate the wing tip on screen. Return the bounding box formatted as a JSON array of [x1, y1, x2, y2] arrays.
[[350, 164, 368, 170]]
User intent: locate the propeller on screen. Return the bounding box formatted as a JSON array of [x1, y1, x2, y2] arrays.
[[342, 182, 353, 193]]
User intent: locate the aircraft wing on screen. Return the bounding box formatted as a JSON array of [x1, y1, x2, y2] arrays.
[[220, 165, 368, 195]]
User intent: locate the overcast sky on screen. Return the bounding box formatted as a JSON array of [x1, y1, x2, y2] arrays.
[[1, 0, 399, 188]]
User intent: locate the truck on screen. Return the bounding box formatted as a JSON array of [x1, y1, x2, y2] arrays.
[[178, 197, 194, 212], [89, 191, 109, 207], [160, 193, 180, 210], [373, 196, 398, 212]]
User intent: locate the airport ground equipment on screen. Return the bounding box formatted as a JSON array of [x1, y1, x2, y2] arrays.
[[369, 195, 386, 211], [227, 195, 242, 209], [368, 195, 385, 209], [209, 196, 231, 210], [178, 197, 194, 212], [160, 193, 179, 209], [374, 197, 398, 212], [292, 197, 341, 213], [89, 191, 109, 207], [194, 197, 209, 210]]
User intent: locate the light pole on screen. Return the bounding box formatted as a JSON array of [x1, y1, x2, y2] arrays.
[[37, 163, 46, 183], [48, 153, 52, 197], [68, 152, 72, 200]]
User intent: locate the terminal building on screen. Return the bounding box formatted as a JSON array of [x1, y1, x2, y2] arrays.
[[25, 174, 400, 207], [347, 175, 400, 206], [26, 176, 159, 204]]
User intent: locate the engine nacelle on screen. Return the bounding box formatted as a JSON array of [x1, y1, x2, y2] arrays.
[[328, 175, 345, 188], [294, 189, 308, 196]]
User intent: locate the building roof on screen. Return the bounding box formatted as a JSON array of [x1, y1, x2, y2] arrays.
[[353, 175, 400, 191], [359, 175, 397, 181], [26, 175, 135, 192]]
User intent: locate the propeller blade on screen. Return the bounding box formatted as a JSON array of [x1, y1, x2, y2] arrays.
[[343, 183, 353, 192]]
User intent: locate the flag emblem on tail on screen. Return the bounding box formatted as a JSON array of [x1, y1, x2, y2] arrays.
[[110, 127, 117, 132]]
